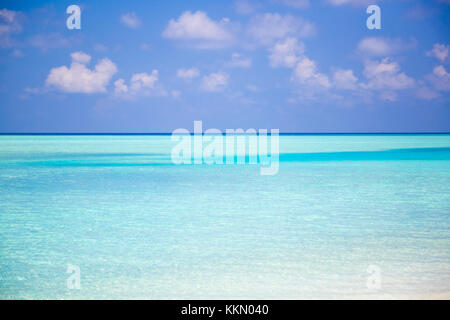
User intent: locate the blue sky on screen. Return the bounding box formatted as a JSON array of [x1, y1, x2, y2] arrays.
[[0, 0, 449, 133]]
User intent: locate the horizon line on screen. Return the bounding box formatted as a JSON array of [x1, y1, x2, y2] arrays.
[[1, 132, 450, 135]]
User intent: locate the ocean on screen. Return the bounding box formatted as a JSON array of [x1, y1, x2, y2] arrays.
[[0, 134, 449, 299]]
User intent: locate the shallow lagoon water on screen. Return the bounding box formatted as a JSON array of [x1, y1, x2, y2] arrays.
[[0, 134, 449, 299]]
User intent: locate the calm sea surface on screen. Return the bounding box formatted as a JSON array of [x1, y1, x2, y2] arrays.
[[0, 134, 449, 299]]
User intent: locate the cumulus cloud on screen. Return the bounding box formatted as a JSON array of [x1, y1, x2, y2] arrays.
[[130, 72, 159, 92], [71, 51, 91, 64], [46, 52, 117, 94], [333, 69, 358, 90], [0, 8, 23, 47], [114, 79, 128, 94], [426, 43, 449, 62], [162, 11, 234, 49], [177, 67, 200, 79], [267, 38, 355, 92], [362, 58, 415, 92], [426, 65, 450, 91], [0, 8, 16, 23], [227, 53, 252, 68], [269, 37, 304, 68], [120, 12, 141, 29], [114, 70, 160, 96], [247, 13, 315, 46], [292, 57, 330, 88], [357, 37, 416, 57], [265, 36, 420, 103], [201, 72, 229, 92]]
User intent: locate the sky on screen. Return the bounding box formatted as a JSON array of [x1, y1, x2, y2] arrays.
[[0, 0, 449, 133]]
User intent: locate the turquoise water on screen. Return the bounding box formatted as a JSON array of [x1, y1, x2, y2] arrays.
[[0, 134, 449, 299]]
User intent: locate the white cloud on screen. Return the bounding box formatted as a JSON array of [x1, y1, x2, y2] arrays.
[[0, 8, 16, 23], [247, 13, 315, 46], [362, 58, 415, 91], [333, 69, 358, 90], [177, 67, 200, 79], [114, 70, 160, 96], [114, 79, 128, 94], [273, 0, 310, 9], [71, 51, 91, 64], [266, 38, 337, 91], [201, 72, 229, 92], [426, 43, 449, 62], [357, 37, 416, 57], [293, 58, 315, 80], [269, 37, 304, 68], [162, 11, 234, 49], [46, 52, 117, 94], [433, 65, 449, 78], [426, 65, 450, 91], [120, 12, 141, 29], [228, 53, 252, 68], [292, 57, 330, 88], [0, 8, 22, 48], [130, 71, 159, 91]]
